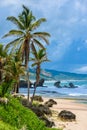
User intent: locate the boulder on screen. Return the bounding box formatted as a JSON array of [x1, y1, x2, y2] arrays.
[[69, 82, 78, 88], [39, 116, 55, 127], [34, 78, 45, 87], [54, 81, 62, 88], [31, 95, 43, 102], [19, 80, 33, 88], [30, 104, 52, 117], [44, 99, 57, 107], [58, 110, 76, 121], [0, 97, 9, 104]]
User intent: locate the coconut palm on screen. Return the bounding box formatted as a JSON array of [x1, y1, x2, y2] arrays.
[[3, 57, 25, 93], [3, 5, 50, 103], [31, 43, 49, 103]]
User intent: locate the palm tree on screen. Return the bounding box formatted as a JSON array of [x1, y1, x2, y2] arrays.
[[3, 5, 50, 103], [3, 53, 26, 93], [31, 43, 49, 103], [0, 44, 7, 83]]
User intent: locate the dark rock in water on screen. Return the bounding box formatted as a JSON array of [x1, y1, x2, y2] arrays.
[[69, 82, 78, 88], [31, 95, 43, 102], [44, 99, 57, 107], [42, 90, 58, 94], [54, 81, 62, 88], [19, 80, 33, 88], [58, 110, 76, 121], [63, 85, 69, 88], [39, 116, 55, 127], [34, 78, 45, 87]]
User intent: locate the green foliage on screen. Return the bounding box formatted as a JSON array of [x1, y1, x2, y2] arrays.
[[0, 97, 46, 130], [0, 120, 18, 130], [0, 80, 14, 97]]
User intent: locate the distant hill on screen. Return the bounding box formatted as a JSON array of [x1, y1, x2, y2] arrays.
[[29, 68, 87, 80]]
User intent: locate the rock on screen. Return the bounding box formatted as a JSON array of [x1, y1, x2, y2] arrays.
[[54, 81, 62, 88], [39, 116, 55, 127], [0, 97, 9, 104], [12, 93, 25, 98], [30, 104, 52, 117], [31, 95, 43, 102], [34, 78, 45, 87], [44, 99, 57, 107], [19, 80, 33, 88], [58, 110, 76, 121], [69, 82, 78, 88]]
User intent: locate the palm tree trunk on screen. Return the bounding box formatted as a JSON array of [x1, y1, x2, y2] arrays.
[[25, 39, 30, 105], [16, 79, 19, 93], [31, 64, 40, 103]]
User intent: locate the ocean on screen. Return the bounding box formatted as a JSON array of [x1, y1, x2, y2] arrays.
[[19, 80, 87, 102]]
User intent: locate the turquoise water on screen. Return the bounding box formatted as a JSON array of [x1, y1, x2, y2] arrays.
[[19, 80, 87, 100]]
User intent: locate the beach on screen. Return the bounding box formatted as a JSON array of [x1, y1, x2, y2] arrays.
[[42, 97, 87, 130]]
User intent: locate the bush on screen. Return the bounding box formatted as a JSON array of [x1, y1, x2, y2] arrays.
[[0, 97, 62, 130], [0, 120, 18, 130]]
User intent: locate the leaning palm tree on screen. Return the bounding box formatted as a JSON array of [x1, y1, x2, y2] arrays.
[[3, 5, 50, 103], [31, 43, 49, 103]]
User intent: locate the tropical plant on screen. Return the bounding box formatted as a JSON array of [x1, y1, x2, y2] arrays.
[[31, 43, 49, 103], [3, 5, 50, 103], [0, 44, 7, 83], [3, 54, 25, 93]]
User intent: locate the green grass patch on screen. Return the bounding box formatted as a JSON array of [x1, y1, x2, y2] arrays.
[[0, 97, 62, 130]]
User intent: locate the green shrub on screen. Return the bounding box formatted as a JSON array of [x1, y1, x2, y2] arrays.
[[0, 120, 18, 130], [0, 97, 62, 130]]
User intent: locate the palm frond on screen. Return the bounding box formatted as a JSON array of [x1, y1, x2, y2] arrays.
[[5, 37, 23, 50], [3, 30, 24, 38], [30, 18, 46, 31], [7, 16, 24, 30], [33, 39, 45, 49]]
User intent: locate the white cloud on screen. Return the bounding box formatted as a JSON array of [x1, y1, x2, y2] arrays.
[[75, 66, 87, 74]]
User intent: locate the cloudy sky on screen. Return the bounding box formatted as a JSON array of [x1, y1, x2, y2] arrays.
[[0, 0, 87, 73]]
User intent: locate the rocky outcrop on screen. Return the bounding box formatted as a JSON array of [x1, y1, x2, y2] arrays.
[[31, 95, 43, 102], [54, 81, 62, 88], [39, 116, 55, 127], [19, 80, 33, 88], [44, 99, 57, 107], [30, 104, 52, 116], [58, 110, 76, 121], [69, 82, 78, 88], [54, 81, 78, 88], [34, 78, 45, 87]]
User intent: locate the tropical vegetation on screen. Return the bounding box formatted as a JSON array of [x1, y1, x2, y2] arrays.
[[0, 5, 62, 130], [3, 5, 50, 103], [31, 44, 49, 103]]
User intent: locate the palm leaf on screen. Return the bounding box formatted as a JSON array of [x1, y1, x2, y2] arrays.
[[33, 39, 45, 49], [30, 18, 46, 31], [3, 30, 24, 38], [7, 16, 24, 30]]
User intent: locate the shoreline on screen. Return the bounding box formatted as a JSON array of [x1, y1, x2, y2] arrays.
[[23, 94, 87, 130], [42, 97, 87, 130]]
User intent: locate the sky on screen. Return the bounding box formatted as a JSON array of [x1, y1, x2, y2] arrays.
[[0, 0, 87, 74]]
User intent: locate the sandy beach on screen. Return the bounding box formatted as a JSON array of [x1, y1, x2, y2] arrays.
[[42, 97, 87, 130]]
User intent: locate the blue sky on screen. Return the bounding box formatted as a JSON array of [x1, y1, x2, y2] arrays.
[[0, 0, 87, 74]]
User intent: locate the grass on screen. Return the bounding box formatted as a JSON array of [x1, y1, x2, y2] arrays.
[[0, 97, 62, 130]]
